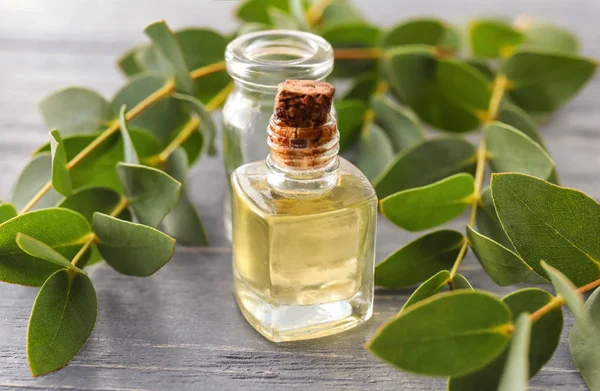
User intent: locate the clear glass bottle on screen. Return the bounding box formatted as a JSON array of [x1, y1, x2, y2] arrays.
[[222, 30, 334, 239], [231, 81, 377, 342]]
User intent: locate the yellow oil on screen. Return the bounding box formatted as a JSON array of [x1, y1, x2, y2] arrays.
[[231, 158, 377, 341]]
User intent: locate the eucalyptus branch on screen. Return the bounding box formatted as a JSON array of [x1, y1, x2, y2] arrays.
[[530, 277, 600, 322], [153, 116, 201, 165], [18, 63, 226, 214], [334, 48, 384, 60]]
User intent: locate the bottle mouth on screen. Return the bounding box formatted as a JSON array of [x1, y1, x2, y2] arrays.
[[267, 115, 339, 172], [225, 30, 334, 90]]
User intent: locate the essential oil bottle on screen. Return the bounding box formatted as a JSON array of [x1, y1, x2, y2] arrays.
[[231, 80, 377, 342]]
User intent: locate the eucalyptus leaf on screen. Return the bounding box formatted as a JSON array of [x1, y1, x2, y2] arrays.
[[484, 122, 554, 180], [268, 7, 299, 29], [384, 45, 491, 132], [449, 288, 563, 391], [0, 208, 90, 286], [491, 173, 600, 286], [162, 148, 208, 246], [173, 92, 217, 156], [27, 269, 97, 377], [289, 0, 309, 31], [93, 213, 175, 277], [401, 270, 450, 311], [117, 163, 181, 228], [541, 261, 587, 325], [381, 173, 474, 232], [497, 313, 531, 391], [58, 187, 131, 224], [16, 233, 85, 274], [469, 19, 523, 58], [497, 103, 545, 148], [0, 203, 17, 224], [144, 21, 195, 94], [236, 0, 290, 25], [524, 24, 579, 53], [467, 226, 534, 286], [440, 25, 462, 53], [117, 47, 144, 77], [374, 137, 476, 199], [383, 18, 446, 47], [356, 124, 394, 182], [476, 187, 513, 250], [367, 290, 512, 377], [465, 58, 495, 80], [453, 273, 473, 290], [371, 94, 423, 151], [118, 105, 139, 164], [335, 99, 367, 151], [12, 153, 63, 211], [318, 0, 363, 29], [502, 49, 597, 113], [375, 230, 463, 288], [49, 129, 73, 196], [570, 288, 600, 391], [39, 87, 115, 135], [343, 72, 378, 103]]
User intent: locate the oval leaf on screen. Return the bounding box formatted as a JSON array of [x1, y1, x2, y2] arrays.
[[58, 187, 131, 224], [524, 24, 578, 54], [357, 123, 395, 181], [401, 270, 450, 311], [541, 261, 588, 325], [118, 105, 139, 165], [497, 103, 545, 149], [383, 18, 446, 48], [49, 129, 73, 196], [469, 19, 523, 58], [39, 87, 115, 135], [491, 173, 600, 286], [381, 173, 474, 232], [467, 226, 534, 286], [484, 122, 554, 180], [375, 137, 476, 199], [570, 287, 600, 391], [236, 0, 290, 25], [117, 47, 144, 77], [322, 22, 381, 78], [343, 72, 378, 103], [335, 99, 367, 151], [12, 153, 63, 211], [27, 269, 97, 377], [0, 208, 90, 286], [93, 213, 175, 276], [375, 230, 463, 288], [367, 290, 512, 377], [0, 203, 17, 224], [16, 233, 78, 271], [497, 313, 532, 391], [371, 94, 423, 152], [453, 273, 473, 290], [117, 163, 181, 228]]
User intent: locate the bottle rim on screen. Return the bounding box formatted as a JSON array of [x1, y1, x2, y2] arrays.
[[225, 30, 334, 90]]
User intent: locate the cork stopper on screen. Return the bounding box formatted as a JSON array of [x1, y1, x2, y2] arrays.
[[268, 80, 338, 170]]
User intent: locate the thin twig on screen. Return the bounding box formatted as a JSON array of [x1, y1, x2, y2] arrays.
[[530, 277, 600, 322]]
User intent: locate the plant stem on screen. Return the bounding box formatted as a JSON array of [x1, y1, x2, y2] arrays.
[[334, 48, 384, 60], [156, 116, 201, 164], [205, 81, 234, 111], [18, 62, 226, 214], [447, 74, 508, 281], [530, 277, 600, 322]]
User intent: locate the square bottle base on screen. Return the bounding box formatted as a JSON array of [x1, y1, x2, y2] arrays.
[[234, 277, 373, 342]]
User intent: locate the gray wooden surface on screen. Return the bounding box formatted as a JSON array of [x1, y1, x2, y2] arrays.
[[0, 1, 599, 390]]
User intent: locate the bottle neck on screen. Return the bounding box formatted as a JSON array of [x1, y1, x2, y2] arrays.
[[266, 115, 340, 197]]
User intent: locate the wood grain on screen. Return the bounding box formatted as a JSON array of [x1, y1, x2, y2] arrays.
[[0, 0, 599, 389]]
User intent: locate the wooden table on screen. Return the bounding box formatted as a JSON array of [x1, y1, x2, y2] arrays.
[[0, 1, 598, 389]]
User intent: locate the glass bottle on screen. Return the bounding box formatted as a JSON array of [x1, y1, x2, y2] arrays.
[[231, 80, 377, 342], [222, 30, 334, 239]]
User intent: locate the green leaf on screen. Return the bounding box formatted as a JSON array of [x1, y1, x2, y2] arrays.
[[453, 273, 473, 290], [58, 187, 131, 224], [343, 72, 378, 103], [112, 74, 188, 144], [318, 0, 363, 30], [371, 94, 423, 151], [39, 87, 115, 135], [236, 0, 290, 25], [469, 19, 523, 58], [497, 313, 531, 391], [118, 106, 139, 164], [357, 124, 394, 181], [541, 261, 587, 324], [465, 58, 495, 80], [0, 203, 17, 224], [449, 288, 563, 391], [335, 99, 367, 151], [381, 173, 474, 231], [384, 46, 491, 132], [367, 290, 512, 377], [268, 7, 299, 29], [49, 129, 73, 196], [440, 25, 462, 53], [401, 270, 450, 311], [467, 226, 534, 286], [93, 213, 175, 276], [172, 92, 217, 156], [375, 230, 463, 288], [383, 18, 446, 47], [16, 233, 85, 275], [12, 153, 62, 211], [502, 49, 597, 113], [321, 22, 381, 78], [497, 103, 545, 148], [476, 187, 514, 250], [117, 163, 181, 228], [524, 24, 579, 53], [117, 47, 144, 77], [491, 173, 600, 286], [0, 209, 90, 286], [289, 0, 309, 31], [162, 148, 208, 246], [27, 269, 96, 376], [144, 21, 195, 94], [484, 122, 554, 180], [570, 287, 600, 391], [375, 137, 476, 199]]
